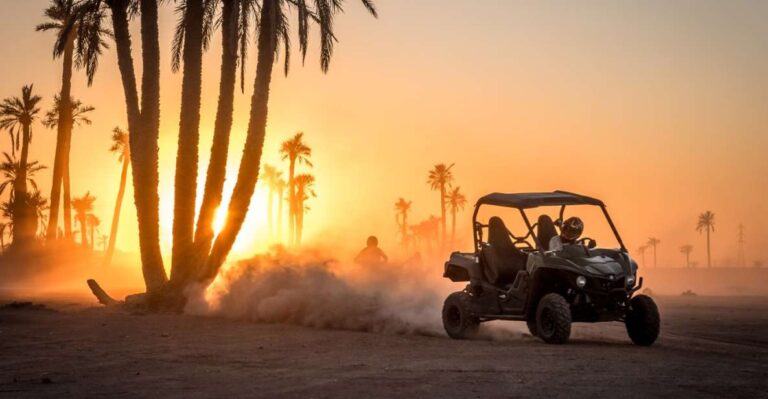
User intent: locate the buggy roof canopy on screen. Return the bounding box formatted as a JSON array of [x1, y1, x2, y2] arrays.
[[476, 191, 604, 209]]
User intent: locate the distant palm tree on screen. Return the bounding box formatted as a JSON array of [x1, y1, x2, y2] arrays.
[[697, 211, 715, 268], [71, 192, 95, 248], [0, 153, 46, 203], [28, 190, 49, 237], [259, 164, 280, 238], [103, 128, 129, 265], [87, 213, 100, 250], [37, 0, 109, 242], [280, 132, 312, 245], [394, 198, 412, 247], [447, 186, 467, 245], [636, 245, 648, 266], [293, 173, 316, 247], [427, 163, 454, 245], [680, 244, 693, 268], [275, 177, 286, 242], [97, 233, 108, 251], [0, 85, 42, 246], [647, 237, 661, 268], [42, 96, 95, 239]]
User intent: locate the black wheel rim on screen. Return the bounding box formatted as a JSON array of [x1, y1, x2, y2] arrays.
[[540, 308, 554, 336]]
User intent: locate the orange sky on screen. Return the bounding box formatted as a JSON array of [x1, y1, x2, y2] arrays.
[[0, 0, 766, 269]]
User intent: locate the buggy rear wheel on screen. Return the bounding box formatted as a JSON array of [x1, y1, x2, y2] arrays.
[[442, 292, 479, 339], [625, 294, 660, 346], [535, 293, 571, 344]]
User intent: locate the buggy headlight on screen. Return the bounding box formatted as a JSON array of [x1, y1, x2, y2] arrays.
[[626, 275, 636, 287], [576, 275, 587, 288]]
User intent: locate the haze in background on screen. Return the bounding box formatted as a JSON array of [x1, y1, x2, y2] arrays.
[[0, 0, 766, 270]]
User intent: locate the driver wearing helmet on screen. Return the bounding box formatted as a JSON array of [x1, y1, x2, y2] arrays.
[[548, 216, 584, 251]]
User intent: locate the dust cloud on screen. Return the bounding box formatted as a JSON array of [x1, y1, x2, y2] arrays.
[[185, 246, 455, 336]]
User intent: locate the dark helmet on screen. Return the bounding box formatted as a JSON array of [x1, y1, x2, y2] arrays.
[[367, 236, 379, 247], [560, 217, 584, 242]]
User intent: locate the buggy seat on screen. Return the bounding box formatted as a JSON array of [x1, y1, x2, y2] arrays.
[[481, 217, 528, 286]]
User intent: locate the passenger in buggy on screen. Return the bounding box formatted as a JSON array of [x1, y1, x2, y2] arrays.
[[548, 216, 584, 252]]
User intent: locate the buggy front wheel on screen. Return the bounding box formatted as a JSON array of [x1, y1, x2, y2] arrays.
[[442, 292, 479, 339], [625, 294, 660, 346], [535, 293, 572, 344]]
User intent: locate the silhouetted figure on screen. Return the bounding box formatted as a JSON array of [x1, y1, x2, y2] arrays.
[[355, 236, 388, 266]]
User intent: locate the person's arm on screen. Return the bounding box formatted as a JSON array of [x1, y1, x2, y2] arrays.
[[379, 248, 388, 263]]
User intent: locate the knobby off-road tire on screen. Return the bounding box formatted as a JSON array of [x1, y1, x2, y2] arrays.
[[442, 292, 479, 339], [625, 294, 660, 346], [535, 293, 572, 344]]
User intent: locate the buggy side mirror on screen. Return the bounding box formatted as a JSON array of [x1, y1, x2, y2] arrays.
[[587, 239, 597, 249]]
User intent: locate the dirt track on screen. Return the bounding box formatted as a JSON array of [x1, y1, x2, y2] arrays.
[[1, 296, 766, 398]]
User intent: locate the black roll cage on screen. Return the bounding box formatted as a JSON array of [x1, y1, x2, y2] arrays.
[[471, 197, 627, 254]]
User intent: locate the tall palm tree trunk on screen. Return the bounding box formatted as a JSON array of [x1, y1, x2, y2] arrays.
[[79, 216, 88, 247], [108, 0, 167, 293], [287, 159, 296, 246], [171, 0, 205, 285], [13, 123, 35, 245], [277, 186, 284, 242], [103, 155, 129, 266], [706, 229, 711, 268], [63, 161, 73, 238], [194, 0, 240, 263], [686, 252, 690, 268], [451, 208, 456, 245], [47, 34, 75, 241], [439, 185, 446, 245], [202, 0, 278, 280], [653, 245, 657, 268], [89, 222, 95, 250], [296, 201, 304, 246]]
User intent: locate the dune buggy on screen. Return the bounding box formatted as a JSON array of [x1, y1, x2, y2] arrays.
[[442, 191, 660, 345]]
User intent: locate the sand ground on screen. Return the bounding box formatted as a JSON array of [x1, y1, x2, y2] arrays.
[[1, 295, 766, 398]]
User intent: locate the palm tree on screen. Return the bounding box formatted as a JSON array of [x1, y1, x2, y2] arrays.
[[103, 128, 129, 266], [0, 86, 42, 246], [42, 96, 95, 239], [680, 244, 693, 268], [447, 186, 467, 245], [427, 163, 454, 244], [170, 0, 216, 283], [697, 211, 715, 268], [0, 154, 46, 203], [194, 0, 255, 264], [71, 192, 95, 248], [275, 176, 286, 242], [394, 198, 412, 247], [37, 0, 109, 242], [647, 237, 660, 268], [76, 0, 168, 293], [279, 132, 312, 246], [259, 164, 280, 238], [87, 213, 101, 250], [293, 173, 316, 246], [97, 233, 108, 251], [203, 0, 378, 282], [636, 245, 647, 266]]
